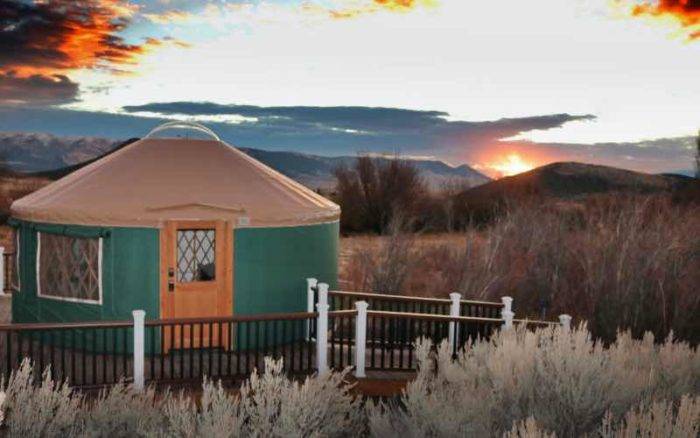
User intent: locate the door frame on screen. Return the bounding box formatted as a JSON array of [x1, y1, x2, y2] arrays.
[[159, 219, 234, 320]]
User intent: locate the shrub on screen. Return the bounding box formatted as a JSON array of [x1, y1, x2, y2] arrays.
[[504, 417, 555, 438], [0, 389, 5, 426], [600, 395, 700, 438], [503, 396, 700, 437], [238, 358, 364, 437], [351, 216, 415, 294], [1, 327, 697, 437], [161, 379, 240, 437], [367, 325, 700, 437], [0, 358, 81, 437], [0, 358, 363, 438], [76, 383, 165, 437]]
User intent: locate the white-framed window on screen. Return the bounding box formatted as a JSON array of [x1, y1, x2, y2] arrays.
[[11, 228, 20, 291], [36, 232, 103, 304]]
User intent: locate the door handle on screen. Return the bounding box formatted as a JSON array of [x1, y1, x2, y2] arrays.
[[168, 268, 175, 292]]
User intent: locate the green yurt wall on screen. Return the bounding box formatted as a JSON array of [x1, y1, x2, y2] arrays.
[[11, 219, 338, 324], [234, 221, 339, 315], [11, 220, 160, 324]]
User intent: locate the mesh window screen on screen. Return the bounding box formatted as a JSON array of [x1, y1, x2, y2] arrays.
[[39, 233, 101, 302], [176, 229, 216, 282]]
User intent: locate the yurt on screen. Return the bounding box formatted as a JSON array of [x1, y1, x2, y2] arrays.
[[8, 122, 339, 325]]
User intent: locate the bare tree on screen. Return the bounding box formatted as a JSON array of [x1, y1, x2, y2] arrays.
[[333, 156, 426, 233]]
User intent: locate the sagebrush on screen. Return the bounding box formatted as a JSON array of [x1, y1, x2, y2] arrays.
[[367, 325, 700, 437], [1, 325, 698, 437]]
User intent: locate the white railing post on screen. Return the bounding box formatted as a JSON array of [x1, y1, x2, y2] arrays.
[[559, 314, 572, 331], [354, 300, 368, 378], [501, 296, 514, 329], [306, 278, 318, 341], [0, 246, 5, 296], [132, 310, 145, 391], [316, 283, 329, 375], [448, 292, 461, 351]]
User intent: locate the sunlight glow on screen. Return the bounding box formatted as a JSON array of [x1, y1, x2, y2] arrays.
[[489, 154, 534, 177]]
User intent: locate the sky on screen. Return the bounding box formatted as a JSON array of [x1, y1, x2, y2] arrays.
[[0, 0, 698, 177]]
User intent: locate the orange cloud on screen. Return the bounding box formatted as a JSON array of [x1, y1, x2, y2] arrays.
[[143, 9, 193, 25], [374, 0, 434, 11], [0, 0, 185, 104], [625, 0, 700, 40], [328, 0, 436, 19]]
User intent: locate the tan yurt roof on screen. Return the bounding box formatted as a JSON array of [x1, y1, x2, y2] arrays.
[[10, 122, 340, 228]]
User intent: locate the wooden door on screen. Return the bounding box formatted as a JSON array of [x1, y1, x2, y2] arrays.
[[160, 220, 233, 350]]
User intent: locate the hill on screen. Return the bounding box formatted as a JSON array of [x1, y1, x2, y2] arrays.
[[454, 162, 696, 217]]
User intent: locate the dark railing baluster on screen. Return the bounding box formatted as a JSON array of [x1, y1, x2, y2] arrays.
[[92, 328, 97, 385], [408, 315, 414, 368], [189, 323, 194, 379], [198, 322, 204, 379], [71, 329, 77, 384], [122, 327, 128, 381], [228, 322, 234, 377], [216, 322, 221, 378], [290, 319, 296, 373], [380, 316, 386, 369], [272, 320, 279, 360], [49, 330, 56, 381], [255, 321, 261, 372], [370, 316, 376, 369]]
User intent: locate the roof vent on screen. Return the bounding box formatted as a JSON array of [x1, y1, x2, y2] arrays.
[[144, 121, 221, 141]]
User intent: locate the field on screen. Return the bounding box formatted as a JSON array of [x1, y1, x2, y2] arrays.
[[339, 194, 700, 344]]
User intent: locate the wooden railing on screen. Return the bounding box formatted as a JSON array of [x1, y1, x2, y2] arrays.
[[0, 312, 317, 389], [327, 290, 504, 319], [0, 280, 569, 389], [326, 309, 506, 372], [0, 319, 134, 388]]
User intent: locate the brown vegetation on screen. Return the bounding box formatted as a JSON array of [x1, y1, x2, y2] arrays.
[[333, 156, 427, 233], [341, 195, 700, 344]]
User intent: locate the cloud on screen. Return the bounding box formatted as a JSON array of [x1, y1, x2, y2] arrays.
[[122, 101, 595, 140], [142, 9, 193, 25], [0, 72, 79, 105], [0, 0, 179, 105], [624, 0, 700, 40], [0, 104, 691, 175], [308, 0, 436, 20]]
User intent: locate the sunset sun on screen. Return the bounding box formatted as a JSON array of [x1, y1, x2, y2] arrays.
[[490, 154, 535, 177]]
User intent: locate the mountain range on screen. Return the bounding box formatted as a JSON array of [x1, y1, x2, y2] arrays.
[[0, 132, 491, 190]]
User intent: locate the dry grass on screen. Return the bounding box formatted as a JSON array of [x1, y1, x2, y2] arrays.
[[341, 195, 700, 343]]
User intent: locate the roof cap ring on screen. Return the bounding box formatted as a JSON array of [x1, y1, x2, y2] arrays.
[[144, 121, 221, 141]]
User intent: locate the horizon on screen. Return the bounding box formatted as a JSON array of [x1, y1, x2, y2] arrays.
[[1, 0, 698, 178]]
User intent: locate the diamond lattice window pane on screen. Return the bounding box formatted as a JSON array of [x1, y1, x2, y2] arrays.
[[176, 229, 216, 282], [39, 233, 100, 302]]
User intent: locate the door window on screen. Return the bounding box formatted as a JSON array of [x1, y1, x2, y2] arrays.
[[176, 229, 216, 282]]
